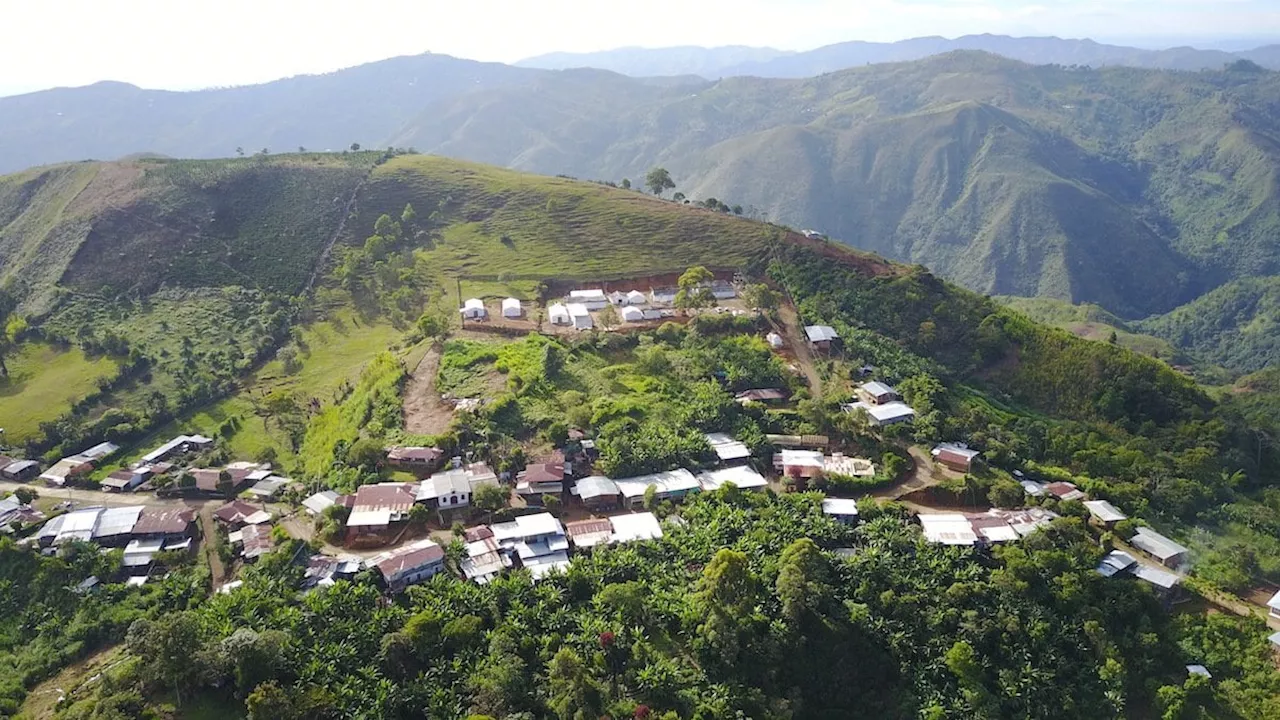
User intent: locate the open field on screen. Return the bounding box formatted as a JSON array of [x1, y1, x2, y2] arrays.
[[0, 342, 119, 443]]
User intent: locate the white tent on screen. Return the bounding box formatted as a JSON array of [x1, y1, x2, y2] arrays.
[[460, 298, 486, 319], [548, 303, 571, 325], [620, 305, 645, 323], [501, 298, 522, 318], [625, 290, 647, 305]]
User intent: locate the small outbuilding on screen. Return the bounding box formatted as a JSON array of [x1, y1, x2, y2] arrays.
[[1131, 527, 1190, 569], [931, 444, 980, 473], [621, 305, 645, 323], [548, 303, 571, 325], [502, 298, 522, 318], [567, 303, 593, 330], [460, 298, 486, 319], [766, 332, 784, 349], [822, 497, 860, 525], [804, 325, 839, 350]]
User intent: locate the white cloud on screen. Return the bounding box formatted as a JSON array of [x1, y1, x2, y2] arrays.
[[0, 0, 1275, 94]]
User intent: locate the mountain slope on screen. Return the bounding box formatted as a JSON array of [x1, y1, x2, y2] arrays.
[[389, 52, 1280, 318], [1140, 276, 1280, 373], [516, 44, 793, 77], [517, 34, 1274, 79], [0, 53, 542, 172], [4, 52, 1280, 334]]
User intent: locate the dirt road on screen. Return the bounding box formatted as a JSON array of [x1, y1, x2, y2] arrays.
[[402, 344, 454, 436], [776, 303, 822, 396], [873, 445, 956, 501]]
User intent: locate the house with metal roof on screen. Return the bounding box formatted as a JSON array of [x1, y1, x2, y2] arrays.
[[698, 465, 767, 492], [821, 497, 860, 525], [568, 289, 608, 310], [609, 512, 663, 543], [370, 538, 447, 592], [804, 325, 839, 350], [844, 400, 917, 426], [1267, 590, 1280, 619], [566, 518, 613, 550], [1096, 550, 1138, 578], [490, 512, 570, 579], [856, 381, 899, 405], [1131, 527, 1190, 569], [347, 482, 417, 538], [613, 469, 701, 508], [1083, 500, 1127, 528], [704, 432, 751, 464], [1, 459, 40, 481], [460, 526, 509, 584], [92, 505, 144, 546], [137, 434, 213, 466], [302, 490, 340, 515], [572, 476, 621, 510], [931, 443, 980, 473]]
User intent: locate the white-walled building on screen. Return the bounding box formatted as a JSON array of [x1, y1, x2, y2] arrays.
[[460, 298, 486, 319], [502, 298, 522, 318]]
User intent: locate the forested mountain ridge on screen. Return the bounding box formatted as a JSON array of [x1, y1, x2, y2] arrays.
[[4, 52, 1280, 334], [517, 33, 1280, 78]]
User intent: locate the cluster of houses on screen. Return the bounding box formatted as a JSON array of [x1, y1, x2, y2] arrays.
[[34, 504, 197, 584], [0, 492, 44, 534], [461, 281, 739, 330]]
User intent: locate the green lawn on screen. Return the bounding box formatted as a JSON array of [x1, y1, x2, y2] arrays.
[[0, 342, 119, 443]]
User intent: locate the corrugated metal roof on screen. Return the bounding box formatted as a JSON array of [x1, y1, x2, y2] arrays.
[[1131, 527, 1189, 561]]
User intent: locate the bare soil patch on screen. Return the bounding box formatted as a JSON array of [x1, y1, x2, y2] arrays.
[[403, 344, 455, 436]]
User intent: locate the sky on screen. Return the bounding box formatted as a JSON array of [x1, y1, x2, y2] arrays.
[[1, 0, 1277, 96]]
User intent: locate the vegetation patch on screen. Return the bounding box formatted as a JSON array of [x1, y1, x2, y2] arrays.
[[0, 341, 118, 443]]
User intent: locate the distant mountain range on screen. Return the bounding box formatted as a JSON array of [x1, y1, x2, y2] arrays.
[[518, 34, 1280, 78], [3, 45, 1279, 369]]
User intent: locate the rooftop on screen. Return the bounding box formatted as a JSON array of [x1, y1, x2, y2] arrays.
[[704, 433, 751, 462], [859, 381, 896, 398], [613, 468, 700, 499], [565, 518, 613, 549], [371, 539, 445, 580], [1131, 563, 1182, 589], [610, 512, 663, 543], [698, 465, 767, 492], [1131, 527, 1189, 562], [132, 507, 195, 536], [352, 482, 417, 512], [804, 325, 839, 342], [574, 475, 620, 500], [822, 497, 860, 516], [1083, 500, 1127, 524]]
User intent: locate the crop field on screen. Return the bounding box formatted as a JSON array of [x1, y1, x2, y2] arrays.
[[0, 341, 119, 443]]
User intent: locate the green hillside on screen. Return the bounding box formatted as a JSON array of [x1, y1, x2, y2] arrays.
[[997, 297, 1183, 362], [388, 52, 1280, 321], [1140, 276, 1280, 374], [5, 53, 1280, 334]]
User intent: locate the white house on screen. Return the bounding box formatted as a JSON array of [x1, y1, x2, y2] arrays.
[[548, 303, 571, 325], [502, 298, 522, 318], [569, 289, 608, 310], [620, 305, 645, 323], [704, 432, 751, 463], [567, 303, 593, 330], [625, 289, 648, 305], [460, 298, 486, 319]]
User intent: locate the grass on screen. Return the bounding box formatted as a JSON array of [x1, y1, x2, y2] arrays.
[[0, 341, 118, 443], [353, 155, 785, 284], [997, 296, 1182, 362]]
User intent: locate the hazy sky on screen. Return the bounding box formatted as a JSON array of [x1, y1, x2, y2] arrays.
[[2, 0, 1277, 95]]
